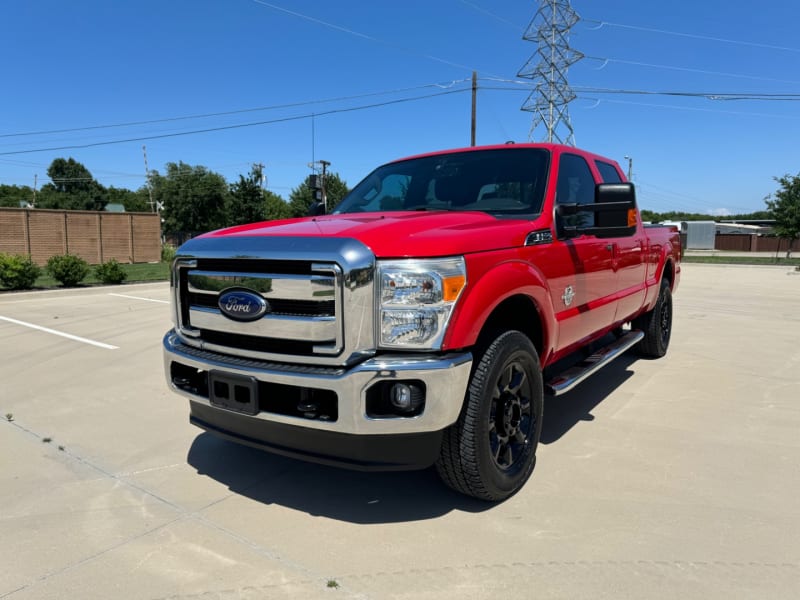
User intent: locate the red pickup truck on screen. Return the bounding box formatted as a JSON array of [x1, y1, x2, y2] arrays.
[[163, 143, 680, 501]]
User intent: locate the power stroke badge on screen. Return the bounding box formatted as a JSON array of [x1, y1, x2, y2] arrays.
[[218, 289, 270, 322], [561, 286, 575, 307]]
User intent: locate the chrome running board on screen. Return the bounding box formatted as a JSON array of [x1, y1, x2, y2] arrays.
[[545, 330, 644, 396]]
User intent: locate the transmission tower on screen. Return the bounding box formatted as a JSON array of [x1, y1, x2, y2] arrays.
[[517, 0, 583, 146]]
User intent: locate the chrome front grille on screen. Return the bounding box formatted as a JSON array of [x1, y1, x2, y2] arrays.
[[170, 236, 376, 366]]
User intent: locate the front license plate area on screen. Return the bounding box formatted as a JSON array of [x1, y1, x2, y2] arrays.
[[209, 371, 259, 416]]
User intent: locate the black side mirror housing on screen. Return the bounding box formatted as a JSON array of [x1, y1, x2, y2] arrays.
[[557, 183, 638, 238]]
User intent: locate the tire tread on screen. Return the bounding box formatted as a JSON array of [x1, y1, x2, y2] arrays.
[[436, 330, 542, 501]]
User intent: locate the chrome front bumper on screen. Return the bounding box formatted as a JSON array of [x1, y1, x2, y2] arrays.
[[163, 331, 472, 436]]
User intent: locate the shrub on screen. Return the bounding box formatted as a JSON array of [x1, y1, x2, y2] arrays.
[[46, 254, 90, 287], [0, 253, 41, 290], [95, 259, 128, 285], [161, 243, 177, 263]]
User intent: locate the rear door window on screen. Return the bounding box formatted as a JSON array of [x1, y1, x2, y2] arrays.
[[595, 161, 623, 183]]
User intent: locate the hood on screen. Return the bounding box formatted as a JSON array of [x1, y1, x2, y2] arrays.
[[201, 211, 542, 257]]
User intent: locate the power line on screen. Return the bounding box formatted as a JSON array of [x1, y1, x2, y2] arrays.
[[574, 88, 800, 101], [477, 83, 800, 120], [0, 88, 470, 157], [579, 97, 800, 120], [637, 181, 759, 215], [479, 79, 800, 101], [251, 0, 480, 73], [0, 80, 470, 139], [583, 18, 800, 54], [456, 0, 521, 29], [584, 56, 800, 86], [0, 158, 50, 168]]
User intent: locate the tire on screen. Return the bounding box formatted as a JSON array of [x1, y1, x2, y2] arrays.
[[436, 330, 544, 501], [634, 278, 672, 358]]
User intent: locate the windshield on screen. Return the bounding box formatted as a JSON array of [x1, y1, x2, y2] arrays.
[[333, 148, 550, 218]]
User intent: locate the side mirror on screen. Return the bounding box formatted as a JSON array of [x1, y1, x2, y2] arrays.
[[557, 183, 638, 238], [595, 182, 636, 207], [556, 203, 579, 217]]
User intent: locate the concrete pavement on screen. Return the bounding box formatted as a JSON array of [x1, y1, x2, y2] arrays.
[[1, 266, 798, 599]]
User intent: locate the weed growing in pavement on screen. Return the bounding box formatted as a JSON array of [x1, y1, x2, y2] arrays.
[[5, 413, 12, 421]]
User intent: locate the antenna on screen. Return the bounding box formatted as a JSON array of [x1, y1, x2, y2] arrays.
[[517, 0, 583, 146], [311, 113, 315, 168]]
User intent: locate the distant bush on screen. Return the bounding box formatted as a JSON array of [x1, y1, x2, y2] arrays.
[[161, 243, 177, 263], [46, 254, 89, 287], [95, 259, 128, 285], [0, 253, 41, 290]]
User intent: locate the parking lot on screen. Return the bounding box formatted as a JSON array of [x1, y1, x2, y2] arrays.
[[1, 263, 798, 599]]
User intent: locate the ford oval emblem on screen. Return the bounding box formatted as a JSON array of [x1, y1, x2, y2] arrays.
[[218, 289, 269, 322]]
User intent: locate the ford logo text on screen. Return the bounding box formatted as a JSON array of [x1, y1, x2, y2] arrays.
[[218, 289, 269, 322]]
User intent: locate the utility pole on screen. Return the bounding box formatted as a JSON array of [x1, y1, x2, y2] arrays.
[[624, 155, 633, 181], [319, 160, 330, 212], [308, 160, 330, 215], [32, 174, 37, 208], [254, 162, 266, 189], [471, 71, 477, 147], [142, 145, 155, 212]]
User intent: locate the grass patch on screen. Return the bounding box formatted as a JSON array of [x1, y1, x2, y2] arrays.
[[682, 255, 800, 266], [1, 262, 170, 291]]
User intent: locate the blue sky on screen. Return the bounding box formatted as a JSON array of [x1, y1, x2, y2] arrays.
[[2, 0, 799, 215]]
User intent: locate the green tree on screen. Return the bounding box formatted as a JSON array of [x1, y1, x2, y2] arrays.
[[154, 162, 229, 236], [227, 165, 268, 226], [264, 189, 291, 221], [766, 173, 800, 258], [639, 209, 775, 224], [288, 172, 349, 218], [106, 186, 151, 212], [0, 184, 33, 208], [640, 209, 660, 223], [38, 158, 107, 211]]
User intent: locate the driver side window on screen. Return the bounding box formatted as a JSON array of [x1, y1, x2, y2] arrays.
[[556, 153, 596, 228]]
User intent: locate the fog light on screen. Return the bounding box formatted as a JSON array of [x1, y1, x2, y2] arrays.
[[390, 383, 424, 412]]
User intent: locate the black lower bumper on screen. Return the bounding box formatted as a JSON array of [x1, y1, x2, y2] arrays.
[[189, 401, 444, 471]]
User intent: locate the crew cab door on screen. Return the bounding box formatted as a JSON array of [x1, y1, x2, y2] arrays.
[[547, 153, 618, 352], [594, 160, 647, 323]]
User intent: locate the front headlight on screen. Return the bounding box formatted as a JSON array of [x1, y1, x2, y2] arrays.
[[377, 257, 466, 349]]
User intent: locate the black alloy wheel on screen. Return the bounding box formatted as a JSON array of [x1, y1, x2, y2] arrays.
[[436, 330, 544, 501]]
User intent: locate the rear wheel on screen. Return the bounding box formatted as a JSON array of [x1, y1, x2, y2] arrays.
[[436, 330, 544, 501], [634, 278, 672, 358]]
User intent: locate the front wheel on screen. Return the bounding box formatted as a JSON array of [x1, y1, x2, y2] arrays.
[[436, 330, 544, 501]]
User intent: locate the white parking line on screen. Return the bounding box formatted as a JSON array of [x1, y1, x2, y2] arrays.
[[108, 293, 169, 304], [0, 315, 119, 350]]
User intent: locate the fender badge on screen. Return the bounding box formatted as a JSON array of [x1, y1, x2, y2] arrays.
[[562, 286, 575, 307]]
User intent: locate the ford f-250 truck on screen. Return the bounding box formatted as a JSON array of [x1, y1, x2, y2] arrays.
[[163, 143, 680, 501]]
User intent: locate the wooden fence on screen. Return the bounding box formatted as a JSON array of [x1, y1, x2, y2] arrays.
[[715, 233, 800, 253], [0, 208, 161, 265]]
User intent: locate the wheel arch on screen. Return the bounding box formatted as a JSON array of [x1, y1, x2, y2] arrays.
[[476, 295, 545, 357], [661, 258, 675, 289], [443, 261, 553, 362]]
